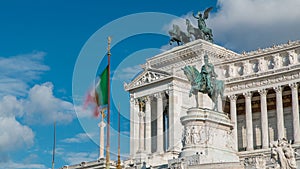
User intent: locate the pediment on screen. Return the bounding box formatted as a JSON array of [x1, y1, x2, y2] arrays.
[[124, 68, 170, 91]]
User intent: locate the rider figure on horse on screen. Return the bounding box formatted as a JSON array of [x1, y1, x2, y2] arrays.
[[200, 54, 217, 96]]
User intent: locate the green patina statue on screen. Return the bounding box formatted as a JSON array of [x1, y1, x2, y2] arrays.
[[168, 24, 190, 45], [168, 7, 214, 45], [182, 54, 224, 111], [193, 7, 214, 43]]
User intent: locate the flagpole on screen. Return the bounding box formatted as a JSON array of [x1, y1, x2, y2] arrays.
[[106, 36, 111, 169], [117, 103, 121, 169], [52, 121, 56, 169]]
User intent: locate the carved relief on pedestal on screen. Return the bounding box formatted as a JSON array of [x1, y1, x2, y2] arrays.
[[182, 126, 207, 146], [243, 154, 267, 169]]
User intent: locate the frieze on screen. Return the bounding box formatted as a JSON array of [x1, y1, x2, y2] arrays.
[[224, 68, 300, 95], [148, 40, 238, 70]]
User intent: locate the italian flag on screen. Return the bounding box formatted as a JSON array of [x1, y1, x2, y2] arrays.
[[84, 66, 108, 117]]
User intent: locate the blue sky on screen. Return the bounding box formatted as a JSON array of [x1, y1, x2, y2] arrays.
[[1, 0, 300, 168]]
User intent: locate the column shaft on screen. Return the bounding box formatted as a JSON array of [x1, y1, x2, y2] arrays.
[[259, 89, 269, 149], [168, 89, 174, 151], [145, 97, 152, 154], [244, 92, 254, 151], [274, 86, 285, 139], [229, 95, 238, 151], [98, 120, 106, 158], [129, 97, 135, 157], [138, 111, 145, 152], [290, 83, 300, 144], [156, 93, 164, 153]]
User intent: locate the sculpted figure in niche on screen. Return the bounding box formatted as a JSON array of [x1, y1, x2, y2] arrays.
[[259, 59, 266, 72], [288, 52, 295, 65]]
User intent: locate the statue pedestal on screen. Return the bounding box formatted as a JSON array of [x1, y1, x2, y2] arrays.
[[180, 108, 238, 162], [169, 100, 243, 168], [196, 92, 213, 109]]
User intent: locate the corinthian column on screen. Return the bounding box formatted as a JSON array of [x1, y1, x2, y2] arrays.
[[289, 83, 300, 144], [145, 96, 152, 154], [243, 91, 253, 151], [130, 96, 140, 158], [155, 92, 164, 153], [138, 110, 145, 152], [258, 89, 269, 149], [229, 94, 238, 151], [274, 86, 285, 139]]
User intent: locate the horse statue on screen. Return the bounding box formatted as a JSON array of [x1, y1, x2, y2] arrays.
[[182, 64, 224, 111], [186, 19, 203, 40], [193, 7, 214, 43], [168, 24, 191, 45]]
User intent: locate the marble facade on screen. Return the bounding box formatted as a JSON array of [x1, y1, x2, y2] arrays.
[[60, 39, 300, 169], [124, 39, 300, 168]]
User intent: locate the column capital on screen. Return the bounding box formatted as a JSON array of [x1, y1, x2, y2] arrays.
[[243, 91, 252, 98], [144, 95, 152, 103], [130, 93, 135, 102], [136, 98, 146, 112], [258, 89, 268, 96], [134, 98, 139, 105], [289, 83, 298, 90], [154, 92, 162, 99], [228, 94, 237, 101], [168, 82, 174, 90], [273, 86, 282, 93]]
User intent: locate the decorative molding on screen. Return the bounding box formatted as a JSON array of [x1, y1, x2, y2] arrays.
[[124, 68, 170, 91], [224, 69, 300, 95]]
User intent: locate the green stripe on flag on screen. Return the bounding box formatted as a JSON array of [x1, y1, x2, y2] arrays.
[[96, 66, 108, 106]]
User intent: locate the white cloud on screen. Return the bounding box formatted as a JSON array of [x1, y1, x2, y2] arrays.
[[0, 161, 46, 169], [113, 65, 142, 82], [0, 95, 24, 118], [164, 0, 300, 52], [0, 51, 49, 97], [62, 152, 98, 165], [209, 0, 300, 51], [23, 82, 75, 125], [0, 117, 34, 152], [62, 133, 93, 143]]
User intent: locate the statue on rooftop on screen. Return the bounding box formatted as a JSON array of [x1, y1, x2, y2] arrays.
[[168, 24, 191, 46], [186, 19, 203, 40], [193, 7, 214, 43]]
